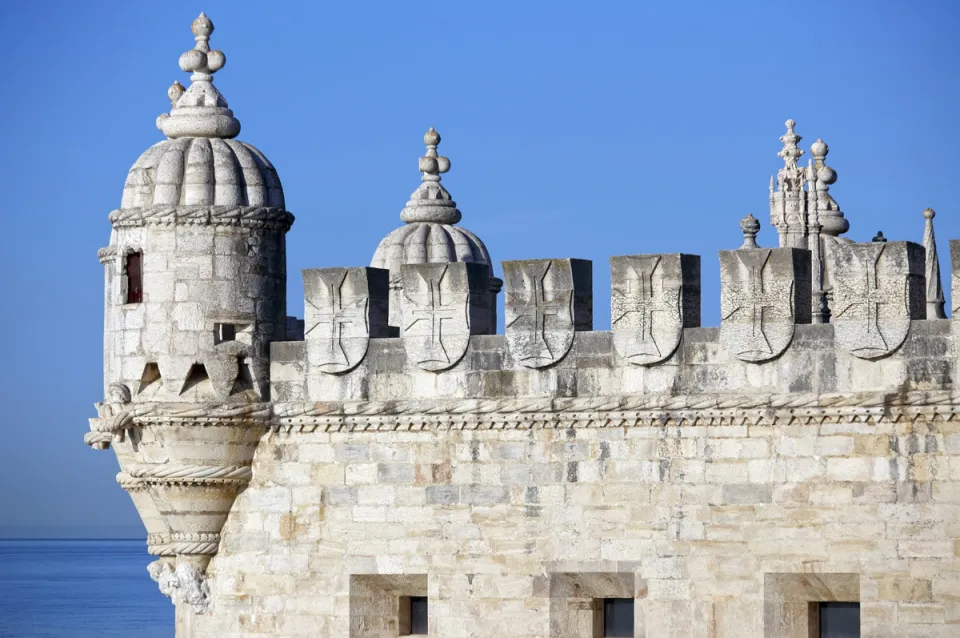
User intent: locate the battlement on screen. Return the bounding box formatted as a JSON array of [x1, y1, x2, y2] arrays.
[[269, 239, 949, 409]]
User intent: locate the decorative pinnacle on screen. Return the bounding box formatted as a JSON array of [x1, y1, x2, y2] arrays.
[[179, 12, 226, 79], [923, 207, 936, 220], [872, 231, 887, 243], [740, 214, 761, 249], [418, 127, 451, 182], [157, 13, 240, 139], [400, 128, 461, 225], [777, 119, 804, 166]]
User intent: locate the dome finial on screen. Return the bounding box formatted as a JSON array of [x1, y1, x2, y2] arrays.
[[400, 128, 461, 224], [156, 13, 240, 139], [418, 127, 451, 183]]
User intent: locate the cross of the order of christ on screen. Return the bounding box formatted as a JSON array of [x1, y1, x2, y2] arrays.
[[722, 251, 793, 358], [404, 269, 463, 367], [833, 248, 890, 353], [506, 263, 571, 362], [305, 272, 368, 368], [613, 257, 679, 360]]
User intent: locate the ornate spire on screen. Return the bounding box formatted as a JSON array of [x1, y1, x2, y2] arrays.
[[776, 119, 805, 192], [739, 214, 760, 249], [923, 208, 946, 319], [399, 128, 462, 225], [156, 13, 241, 139]]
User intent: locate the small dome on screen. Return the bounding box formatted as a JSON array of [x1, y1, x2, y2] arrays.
[[371, 222, 491, 275], [120, 138, 284, 209]]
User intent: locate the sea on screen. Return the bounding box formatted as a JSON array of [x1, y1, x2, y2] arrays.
[[0, 540, 173, 638]]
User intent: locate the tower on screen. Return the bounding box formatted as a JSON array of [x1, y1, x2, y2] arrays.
[[86, 13, 293, 617]]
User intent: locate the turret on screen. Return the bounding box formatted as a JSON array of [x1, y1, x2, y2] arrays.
[[371, 129, 501, 334], [85, 14, 292, 616]]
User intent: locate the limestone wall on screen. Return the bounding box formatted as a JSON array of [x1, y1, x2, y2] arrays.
[[195, 404, 960, 637]]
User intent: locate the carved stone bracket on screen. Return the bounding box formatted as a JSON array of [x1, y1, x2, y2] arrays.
[[148, 560, 211, 614], [611, 253, 700, 366], [719, 247, 811, 362], [830, 241, 925, 359]]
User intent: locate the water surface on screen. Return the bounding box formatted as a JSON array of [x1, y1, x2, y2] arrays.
[[0, 540, 172, 638]]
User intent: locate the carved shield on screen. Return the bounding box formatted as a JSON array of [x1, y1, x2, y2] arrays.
[[401, 263, 473, 372], [830, 241, 924, 359], [720, 248, 808, 363], [303, 267, 389, 374], [504, 259, 592, 369], [611, 254, 698, 366]]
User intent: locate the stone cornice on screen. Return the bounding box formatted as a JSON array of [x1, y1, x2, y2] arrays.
[[108, 205, 294, 231], [119, 391, 960, 432]]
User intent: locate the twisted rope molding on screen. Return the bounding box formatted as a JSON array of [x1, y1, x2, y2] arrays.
[[97, 246, 117, 264], [117, 464, 252, 487], [115, 391, 960, 431], [147, 533, 221, 556], [109, 205, 294, 230], [271, 389, 960, 419], [128, 463, 252, 481]]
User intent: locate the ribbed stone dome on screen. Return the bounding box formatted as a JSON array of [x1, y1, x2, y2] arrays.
[[119, 138, 284, 209], [371, 222, 491, 273]]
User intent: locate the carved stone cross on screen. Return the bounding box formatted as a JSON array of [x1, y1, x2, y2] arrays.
[[720, 248, 808, 363], [611, 254, 698, 366], [830, 241, 923, 359], [303, 267, 390, 374], [403, 266, 466, 370], [504, 258, 591, 369], [306, 271, 368, 368]]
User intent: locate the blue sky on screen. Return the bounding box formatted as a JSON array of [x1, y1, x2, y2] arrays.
[[1, 1, 957, 536]]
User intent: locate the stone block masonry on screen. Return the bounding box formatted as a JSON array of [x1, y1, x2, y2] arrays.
[[86, 13, 960, 638]]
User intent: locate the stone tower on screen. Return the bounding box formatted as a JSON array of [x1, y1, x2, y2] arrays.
[[86, 13, 292, 620]]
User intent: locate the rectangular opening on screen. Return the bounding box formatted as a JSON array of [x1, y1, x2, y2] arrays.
[[602, 598, 634, 637], [214, 322, 237, 344], [399, 596, 428, 635], [817, 602, 859, 638], [125, 252, 142, 304], [351, 574, 427, 638]]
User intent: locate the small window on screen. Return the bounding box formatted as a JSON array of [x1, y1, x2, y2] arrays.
[[819, 602, 859, 638], [602, 598, 633, 637], [214, 323, 237, 344], [125, 252, 143, 304], [400, 595, 428, 635]]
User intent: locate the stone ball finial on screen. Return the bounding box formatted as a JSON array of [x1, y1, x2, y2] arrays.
[[418, 128, 451, 177], [873, 231, 887, 243], [810, 138, 829, 159], [785, 119, 796, 130], [192, 12, 214, 38], [740, 213, 761, 249], [923, 207, 936, 220], [167, 81, 186, 107]]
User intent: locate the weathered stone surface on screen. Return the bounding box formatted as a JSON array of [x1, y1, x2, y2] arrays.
[[504, 258, 592, 369], [303, 267, 390, 374], [401, 262, 490, 372], [719, 247, 811, 362], [830, 241, 925, 359], [90, 23, 960, 636], [611, 253, 700, 365]]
